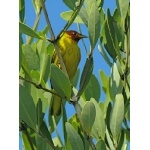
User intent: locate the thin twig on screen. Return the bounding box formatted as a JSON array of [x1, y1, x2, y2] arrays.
[[40, 0, 55, 40], [19, 76, 62, 98], [57, 0, 85, 39], [40, 0, 68, 77]]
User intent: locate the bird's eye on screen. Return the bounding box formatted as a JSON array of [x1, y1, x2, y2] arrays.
[[72, 31, 77, 35]]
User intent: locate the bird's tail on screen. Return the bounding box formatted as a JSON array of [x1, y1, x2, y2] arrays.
[[50, 94, 62, 116]]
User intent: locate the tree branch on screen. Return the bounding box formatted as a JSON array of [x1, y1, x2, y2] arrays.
[[19, 76, 62, 98]]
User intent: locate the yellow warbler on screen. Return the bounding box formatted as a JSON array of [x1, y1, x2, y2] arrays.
[[50, 30, 87, 116]]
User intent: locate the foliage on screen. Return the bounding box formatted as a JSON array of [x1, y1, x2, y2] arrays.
[[19, 0, 130, 149]]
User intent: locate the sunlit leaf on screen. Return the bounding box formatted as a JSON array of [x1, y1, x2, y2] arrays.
[[63, 0, 78, 10], [19, 22, 42, 39], [83, 74, 100, 102], [50, 64, 71, 99], [66, 122, 84, 150], [110, 63, 123, 100], [77, 56, 93, 97], [81, 101, 96, 134], [19, 85, 36, 130], [91, 98, 105, 140], [22, 44, 40, 70], [60, 11, 84, 24], [88, 2, 100, 50], [96, 140, 106, 150], [110, 93, 124, 140]]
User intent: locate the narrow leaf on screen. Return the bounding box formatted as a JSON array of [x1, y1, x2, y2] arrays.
[[19, 85, 36, 130], [77, 56, 93, 97], [98, 44, 112, 67], [63, 0, 78, 10], [110, 63, 123, 100], [71, 69, 80, 87], [66, 122, 84, 150], [22, 44, 40, 70], [110, 93, 124, 140], [50, 64, 71, 99], [91, 98, 105, 140], [83, 74, 101, 101], [88, 2, 100, 50], [60, 11, 84, 24], [116, 0, 129, 24], [81, 101, 96, 134], [32, 0, 42, 15], [96, 140, 106, 150], [19, 22, 42, 39]]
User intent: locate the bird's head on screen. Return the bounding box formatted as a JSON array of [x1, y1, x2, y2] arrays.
[[65, 30, 88, 42]]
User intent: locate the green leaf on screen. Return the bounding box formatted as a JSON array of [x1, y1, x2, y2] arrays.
[[32, 0, 42, 15], [98, 44, 112, 67], [110, 93, 124, 140], [101, 19, 117, 61], [19, 85, 36, 130], [40, 121, 54, 146], [36, 134, 54, 150], [79, 8, 89, 26], [19, 22, 42, 39], [106, 127, 115, 150], [91, 98, 105, 140], [117, 129, 125, 150], [19, 37, 23, 71], [19, 0, 25, 22], [88, 2, 100, 50], [96, 140, 106, 150], [110, 63, 123, 100], [36, 99, 44, 128], [60, 11, 84, 24], [22, 132, 33, 150], [63, 0, 78, 10], [77, 56, 93, 97], [22, 44, 40, 70], [38, 36, 50, 83], [107, 9, 121, 59], [84, 0, 96, 12], [62, 103, 67, 145], [116, 0, 129, 26], [50, 64, 71, 99], [83, 74, 100, 102], [66, 122, 84, 150], [71, 69, 80, 87], [81, 101, 96, 134]]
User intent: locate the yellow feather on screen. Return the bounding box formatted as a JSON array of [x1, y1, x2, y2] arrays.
[[50, 31, 84, 116]]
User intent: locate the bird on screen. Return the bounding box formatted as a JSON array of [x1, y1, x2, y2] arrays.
[[50, 30, 87, 116]]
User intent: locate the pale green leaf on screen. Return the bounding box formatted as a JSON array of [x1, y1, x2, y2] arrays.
[[88, 2, 100, 50], [50, 64, 71, 99], [19, 22, 42, 39], [91, 98, 105, 140], [60, 11, 84, 24], [81, 101, 96, 134], [110, 93, 124, 140], [19, 85, 36, 130], [66, 122, 84, 150], [22, 44, 40, 70]]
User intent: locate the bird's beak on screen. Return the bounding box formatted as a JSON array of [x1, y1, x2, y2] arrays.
[[78, 33, 88, 39]]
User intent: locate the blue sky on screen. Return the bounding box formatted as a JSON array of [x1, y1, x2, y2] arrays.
[[19, 0, 130, 149]]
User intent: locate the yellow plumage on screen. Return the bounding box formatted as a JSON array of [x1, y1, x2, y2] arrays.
[[50, 30, 87, 115]]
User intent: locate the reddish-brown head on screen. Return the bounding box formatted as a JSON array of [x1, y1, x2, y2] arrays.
[[65, 30, 88, 42]]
